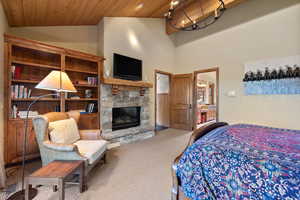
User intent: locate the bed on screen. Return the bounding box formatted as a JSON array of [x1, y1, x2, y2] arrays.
[[171, 123, 300, 200]]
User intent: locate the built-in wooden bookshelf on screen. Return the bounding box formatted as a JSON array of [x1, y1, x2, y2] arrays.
[[4, 34, 104, 166]]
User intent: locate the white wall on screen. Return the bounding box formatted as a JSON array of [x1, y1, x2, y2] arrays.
[[174, 0, 300, 129], [0, 2, 8, 188], [10, 26, 99, 54], [100, 17, 176, 126]]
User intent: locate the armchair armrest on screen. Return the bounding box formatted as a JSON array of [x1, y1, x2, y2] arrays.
[[79, 129, 102, 140], [43, 141, 78, 152]]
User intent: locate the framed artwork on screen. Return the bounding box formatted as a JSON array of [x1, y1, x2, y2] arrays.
[[243, 55, 300, 95]]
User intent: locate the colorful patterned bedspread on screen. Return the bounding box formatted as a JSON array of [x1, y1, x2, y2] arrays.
[[176, 124, 300, 200]]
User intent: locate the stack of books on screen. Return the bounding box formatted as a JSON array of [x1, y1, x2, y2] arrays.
[[11, 85, 32, 99], [18, 111, 39, 119]]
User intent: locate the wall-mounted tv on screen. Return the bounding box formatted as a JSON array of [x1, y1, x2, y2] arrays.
[[113, 53, 142, 81]]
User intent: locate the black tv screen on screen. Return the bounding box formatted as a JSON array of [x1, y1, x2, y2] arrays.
[[113, 53, 142, 81]]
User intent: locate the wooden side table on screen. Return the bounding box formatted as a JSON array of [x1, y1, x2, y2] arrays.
[[25, 160, 86, 200]]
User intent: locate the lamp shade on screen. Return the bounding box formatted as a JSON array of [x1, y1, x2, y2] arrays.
[[35, 70, 77, 93]]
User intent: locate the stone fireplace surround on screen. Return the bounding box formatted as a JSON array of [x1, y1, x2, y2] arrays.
[[100, 84, 154, 144]]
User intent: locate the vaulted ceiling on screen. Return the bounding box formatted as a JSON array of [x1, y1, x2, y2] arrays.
[[1, 0, 172, 26]]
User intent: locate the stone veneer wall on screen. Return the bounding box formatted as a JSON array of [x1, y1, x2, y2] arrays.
[[100, 84, 154, 144]]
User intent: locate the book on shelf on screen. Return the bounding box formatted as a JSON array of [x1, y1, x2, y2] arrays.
[[11, 65, 22, 79], [19, 85, 24, 98], [55, 105, 61, 112], [70, 96, 80, 99], [87, 77, 98, 86]]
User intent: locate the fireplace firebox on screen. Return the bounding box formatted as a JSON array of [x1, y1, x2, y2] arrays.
[[112, 107, 141, 131]]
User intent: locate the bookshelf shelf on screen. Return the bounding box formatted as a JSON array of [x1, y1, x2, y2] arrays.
[[12, 79, 40, 84], [65, 98, 98, 101], [12, 98, 60, 102], [65, 68, 98, 75], [12, 58, 61, 70], [4, 34, 103, 166], [73, 84, 98, 88]]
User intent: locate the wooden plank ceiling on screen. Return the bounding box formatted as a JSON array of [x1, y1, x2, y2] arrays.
[[1, 0, 172, 26]]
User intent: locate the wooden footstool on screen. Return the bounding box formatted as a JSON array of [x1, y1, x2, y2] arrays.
[[25, 160, 86, 200]]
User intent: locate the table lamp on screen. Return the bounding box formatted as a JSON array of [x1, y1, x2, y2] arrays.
[[8, 70, 77, 200]]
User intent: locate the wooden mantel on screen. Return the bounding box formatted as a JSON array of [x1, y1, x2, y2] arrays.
[[102, 77, 153, 96], [102, 77, 153, 88]]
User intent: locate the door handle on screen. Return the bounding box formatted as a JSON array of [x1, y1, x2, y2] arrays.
[[189, 104, 192, 109]]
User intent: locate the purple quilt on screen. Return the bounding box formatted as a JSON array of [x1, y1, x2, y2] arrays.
[[176, 124, 300, 200]]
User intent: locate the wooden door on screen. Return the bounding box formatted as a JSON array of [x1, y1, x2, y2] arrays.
[[171, 74, 193, 130], [156, 72, 171, 127]]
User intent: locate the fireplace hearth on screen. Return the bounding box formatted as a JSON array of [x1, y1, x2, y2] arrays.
[[112, 107, 141, 131]]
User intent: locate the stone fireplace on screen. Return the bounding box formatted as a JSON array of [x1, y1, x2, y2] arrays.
[[100, 84, 154, 144]]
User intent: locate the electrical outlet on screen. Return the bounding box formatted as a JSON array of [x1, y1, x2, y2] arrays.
[[227, 91, 236, 97]]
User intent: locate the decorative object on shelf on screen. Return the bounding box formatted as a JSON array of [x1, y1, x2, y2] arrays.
[[104, 66, 111, 78], [165, 0, 226, 31], [243, 55, 300, 95], [85, 89, 92, 98], [7, 70, 76, 200]]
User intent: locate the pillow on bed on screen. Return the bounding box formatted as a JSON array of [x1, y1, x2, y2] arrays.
[[49, 118, 80, 144]]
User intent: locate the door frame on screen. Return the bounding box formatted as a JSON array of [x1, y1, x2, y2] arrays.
[[193, 67, 219, 130], [154, 69, 172, 130]]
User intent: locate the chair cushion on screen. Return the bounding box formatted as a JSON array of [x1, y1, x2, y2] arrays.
[[74, 140, 108, 164], [49, 118, 80, 144]]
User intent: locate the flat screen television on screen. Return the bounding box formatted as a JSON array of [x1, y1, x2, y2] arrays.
[[113, 53, 142, 81]]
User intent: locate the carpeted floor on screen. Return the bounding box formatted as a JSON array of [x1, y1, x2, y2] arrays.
[[4, 128, 191, 200]]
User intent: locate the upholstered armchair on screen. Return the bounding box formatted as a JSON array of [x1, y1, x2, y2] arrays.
[[32, 111, 108, 175]]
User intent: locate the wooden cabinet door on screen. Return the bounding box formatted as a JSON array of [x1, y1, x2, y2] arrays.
[[171, 74, 193, 130], [156, 94, 170, 127], [78, 113, 100, 129], [6, 120, 40, 165]]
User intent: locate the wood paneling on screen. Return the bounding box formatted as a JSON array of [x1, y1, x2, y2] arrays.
[[1, 0, 172, 26], [156, 93, 170, 127], [171, 73, 193, 130], [1, 0, 247, 30]]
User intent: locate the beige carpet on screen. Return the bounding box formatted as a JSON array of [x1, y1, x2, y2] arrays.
[[4, 129, 191, 200]]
